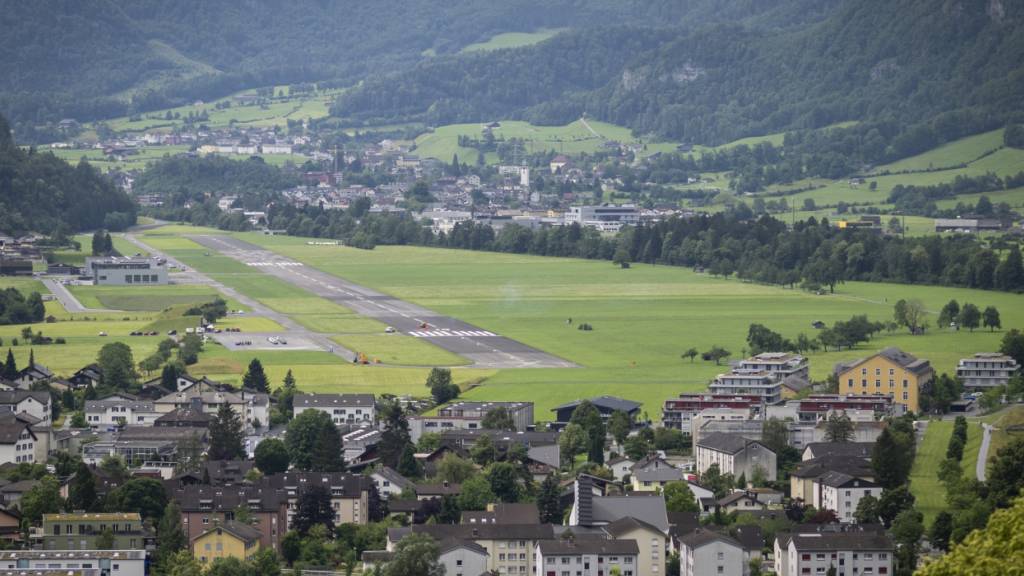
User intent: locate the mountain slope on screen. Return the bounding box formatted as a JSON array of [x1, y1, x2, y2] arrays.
[[333, 0, 1024, 150]]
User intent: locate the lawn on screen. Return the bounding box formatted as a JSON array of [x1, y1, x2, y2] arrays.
[[237, 232, 1024, 420], [876, 128, 1005, 173], [413, 119, 678, 165], [460, 28, 566, 52], [909, 419, 954, 526], [67, 284, 230, 311], [330, 333, 470, 367]]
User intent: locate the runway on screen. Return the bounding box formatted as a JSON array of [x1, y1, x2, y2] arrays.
[[188, 235, 577, 369]]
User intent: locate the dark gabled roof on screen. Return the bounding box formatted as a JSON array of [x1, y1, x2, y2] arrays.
[[717, 492, 763, 507], [697, 432, 769, 455], [391, 523, 555, 543], [790, 529, 893, 552], [17, 364, 52, 378], [602, 516, 665, 538], [816, 471, 879, 489], [552, 396, 641, 413], [731, 525, 764, 551], [263, 472, 372, 497], [0, 390, 49, 406], [589, 493, 670, 533], [835, 347, 933, 376], [538, 539, 639, 556], [0, 479, 36, 494], [116, 426, 207, 442], [386, 499, 426, 513], [204, 460, 255, 484], [0, 413, 34, 444], [791, 455, 874, 480], [679, 529, 742, 550], [194, 520, 261, 544], [294, 393, 375, 408], [154, 407, 215, 425], [415, 482, 462, 496], [373, 466, 414, 490], [438, 538, 489, 556], [802, 442, 874, 460], [169, 484, 284, 513]]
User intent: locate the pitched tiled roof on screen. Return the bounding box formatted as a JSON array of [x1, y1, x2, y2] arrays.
[[194, 520, 262, 544], [697, 432, 767, 455], [552, 396, 641, 413], [538, 538, 639, 556]]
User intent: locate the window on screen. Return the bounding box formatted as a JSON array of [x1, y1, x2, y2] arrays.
[[717, 552, 724, 560], [718, 568, 724, 574]]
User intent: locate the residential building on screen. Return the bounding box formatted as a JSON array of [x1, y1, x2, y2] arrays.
[[695, 433, 777, 481], [68, 365, 102, 389], [536, 538, 640, 576], [155, 389, 269, 432], [662, 394, 763, 430], [263, 472, 373, 528], [437, 429, 561, 470], [551, 396, 641, 428], [602, 516, 669, 576], [934, 218, 1004, 233], [171, 485, 287, 552], [776, 525, 894, 576], [631, 456, 685, 492], [192, 521, 261, 564], [388, 524, 554, 576], [0, 413, 38, 464], [571, 477, 670, 534], [607, 456, 636, 482], [84, 397, 159, 429], [678, 529, 744, 576], [709, 370, 783, 404], [409, 401, 533, 442], [0, 550, 146, 576], [292, 393, 375, 424], [0, 480, 37, 507], [41, 513, 148, 551], [370, 466, 414, 500], [0, 390, 51, 425], [790, 455, 874, 505], [83, 257, 168, 286], [12, 363, 53, 388], [437, 540, 489, 576], [834, 348, 934, 413], [717, 491, 769, 514], [814, 472, 880, 523], [736, 353, 809, 385], [793, 395, 894, 423], [956, 353, 1020, 389], [801, 442, 874, 462]]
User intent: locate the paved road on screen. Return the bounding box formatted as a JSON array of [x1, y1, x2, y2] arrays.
[[41, 278, 98, 313], [188, 234, 577, 370], [977, 423, 993, 481], [123, 233, 357, 362]]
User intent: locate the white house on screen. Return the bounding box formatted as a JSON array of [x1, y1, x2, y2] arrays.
[[85, 396, 160, 429], [956, 353, 1020, 389], [536, 538, 640, 576], [678, 529, 744, 576], [0, 413, 37, 465], [0, 390, 51, 425], [695, 433, 777, 481], [813, 471, 880, 523], [607, 456, 636, 481], [155, 390, 269, 432], [370, 466, 414, 500], [293, 393, 376, 424], [439, 541, 489, 576], [775, 526, 893, 576]]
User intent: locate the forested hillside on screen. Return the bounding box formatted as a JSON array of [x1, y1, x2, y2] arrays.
[[0, 0, 832, 142], [0, 114, 135, 235], [334, 0, 1024, 154]]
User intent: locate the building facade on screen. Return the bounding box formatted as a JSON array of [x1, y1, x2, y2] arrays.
[[84, 257, 168, 286], [409, 401, 533, 443], [41, 513, 148, 551], [956, 353, 1020, 389], [536, 539, 640, 576], [695, 433, 777, 481], [835, 348, 933, 413], [292, 393, 376, 424]]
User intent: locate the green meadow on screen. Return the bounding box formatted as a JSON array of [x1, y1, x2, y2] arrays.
[[412, 119, 679, 165], [460, 28, 567, 53], [236, 232, 1024, 420]]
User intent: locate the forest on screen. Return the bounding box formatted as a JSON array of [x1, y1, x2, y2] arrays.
[[334, 0, 1024, 168], [0, 114, 136, 235], [0, 0, 833, 142]]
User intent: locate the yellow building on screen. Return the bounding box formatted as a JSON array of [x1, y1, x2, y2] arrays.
[[834, 347, 933, 413], [191, 521, 261, 564]]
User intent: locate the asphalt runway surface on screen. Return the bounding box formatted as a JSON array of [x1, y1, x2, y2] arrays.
[[188, 235, 577, 369]]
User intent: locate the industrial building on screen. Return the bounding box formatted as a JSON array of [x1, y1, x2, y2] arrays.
[[83, 257, 168, 286]]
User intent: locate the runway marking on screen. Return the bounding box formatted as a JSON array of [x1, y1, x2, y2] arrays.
[[246, 262, 303, 267], [410, 330, 496, 338]]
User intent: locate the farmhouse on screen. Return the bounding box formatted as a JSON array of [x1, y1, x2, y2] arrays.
[[834, 347, 933, 413]]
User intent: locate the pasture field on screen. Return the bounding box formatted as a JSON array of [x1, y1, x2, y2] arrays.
[[413, 119, 679, 165], [46, 146, 193, 173], [460, 28, 567, 52], [237, 232, 1024, 419], [909, 420, 954, 526], [875, 129, 1006, 173]]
